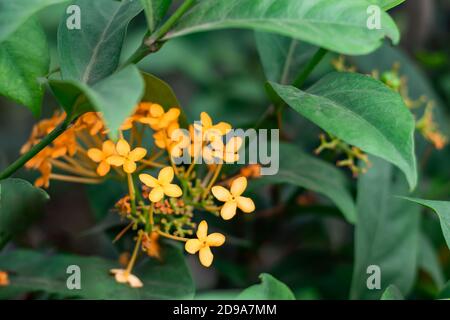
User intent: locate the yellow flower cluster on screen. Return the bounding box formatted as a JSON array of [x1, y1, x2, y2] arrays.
[[22, 102, 257, 288]]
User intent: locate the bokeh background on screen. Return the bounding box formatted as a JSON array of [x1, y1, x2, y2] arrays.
[[0, 0, 449, 299]]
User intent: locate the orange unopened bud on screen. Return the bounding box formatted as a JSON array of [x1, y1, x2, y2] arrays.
[[0, 271, 10, 287]]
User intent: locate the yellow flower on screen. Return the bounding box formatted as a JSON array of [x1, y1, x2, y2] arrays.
[[0, 271, 10, 287], [202, 136, 242, 163], [185, 220, 225, 267], [139, 104, 181, 131], [142, 231, 161, 260], [139, 167, 182, 202], [34, 161, 52, 188], [87, 140, 116, 176], [194, 112, 231, 139], [75, 112, 104, 136], [107, 139, 147, 173], [211, 176, 255, 220], [110, 269, 143, 288]]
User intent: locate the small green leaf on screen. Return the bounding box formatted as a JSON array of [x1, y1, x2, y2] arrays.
[[270, 72, 417, 190], [350, 157, 420, 299], [140, 0, 172, 33], [58, 0, 142, 85], [381, 285, 404, 300], [237, 273, 295, 300], [402, 198, 450, 250], [167, 0, 400, 55], [0, 179, 49, 249], [254, 143, 356, 223], [0, 18, 49, 117], [0, 0, 68, 43], [0, 245, 194, 299], [50, 65, 145, 140]]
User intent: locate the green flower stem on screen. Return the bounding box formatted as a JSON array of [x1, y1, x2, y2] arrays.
[[292, 48, 328, 88], [0, 119, 70, 180]]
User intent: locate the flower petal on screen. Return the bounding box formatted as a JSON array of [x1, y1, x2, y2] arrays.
[[196, 220, 208, 240], [158, 166, 174, 185], [213, 122, 232, 135], [116, 139, 130, 156], [97, 161, 110, 176], [128, 147, 147, 161], [226, 136, 243, 153], [150, 103, 164, 117], [200, 112, 212, 128], [128, 274, 143, 288], [199, 246, 214, 267], [211, 186, 231, 202], [139, 173, 159, 188], [123, 159, 137, 173], [237, 196, 255, 213], [220, 201, 237, 220], [207, 233, 225, 247], [185, 239, 201, 254], [107, 155, 125, 166], [231, 176, 247, 196], [102, 140, 116, 156], [149, 186, 164, 202], [114, 272, 128, 284], [87, 148, 103, 162], [163, 183, 182, 198]]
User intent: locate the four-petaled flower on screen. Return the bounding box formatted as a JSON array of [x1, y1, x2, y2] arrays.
[[139, 167, 182, 202], [139, 103, 180, 131], [107, 139, 147, 173], [110, 269, 143, 288], [212, 176, 255, 220], [194, 112, 231, 141], [185, 220, 225, 267], [87, 140, 116, 176]]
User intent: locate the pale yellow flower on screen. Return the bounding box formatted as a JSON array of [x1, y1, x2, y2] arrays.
[[211, 176, 255, 220], [139, 104, 181, 131], [139, 167, 182, 202], [107, 139, 147, 173], [110, 269, 143, 288], [87, 140, 116, 176], [185, 220, 225, 267]]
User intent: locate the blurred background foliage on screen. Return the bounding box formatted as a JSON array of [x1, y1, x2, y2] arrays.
[[0, 0, 449, 299]]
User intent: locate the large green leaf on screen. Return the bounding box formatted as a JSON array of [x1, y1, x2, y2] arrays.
[[380, 284, 404, 300], [0, 0, 68, 43], [0, 18, 49, 117], [0, 179, 49, 249], [402, 198, 450, 250], [140, 0, 172, 33], [0, 245, 194, 299], [166, 0, 400, 55], [253, 143, 356, 223], [58, 0, 142, 85], [350, 156, 420, 299], [270, 72, 417, 190], [49, 65, 144, 140], [236, 274, 295, 300]]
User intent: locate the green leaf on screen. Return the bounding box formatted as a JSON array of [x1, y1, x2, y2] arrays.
[[269, 72, 417, 190], [380, 285, 404, 300], [140, 0, 172, 33], [0, 245, 194, 299], [0, 0, 68, 43], [402, 198, 450, 250], [254, 143, 356, 223], [418, 232, 445, 290], [58, 0, 142, 85], [368, 0, 405, 11], [0, 18, 49, 117], [166, 0, 400, 55], [438, 282, 450, 300], [50, 65, 145, 140], [0, 179, 49, 249], [350, 156, 420, 299], [236, 274, 295, 300]]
